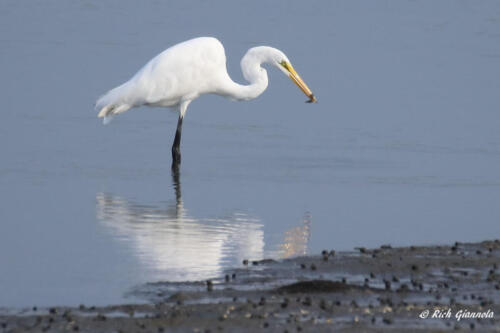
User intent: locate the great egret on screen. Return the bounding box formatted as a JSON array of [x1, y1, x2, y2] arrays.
[[96, 37, 316, 168]]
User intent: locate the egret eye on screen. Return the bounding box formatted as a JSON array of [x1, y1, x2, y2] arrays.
[[280, 60, 290, 71]]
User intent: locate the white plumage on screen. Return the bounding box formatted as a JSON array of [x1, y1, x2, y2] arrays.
[[95, 37, 316, 166]]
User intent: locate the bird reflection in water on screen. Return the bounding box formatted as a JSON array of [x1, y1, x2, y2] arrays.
[[96, 169, 264, 282], [96, 168, 312, 282], [279, 212, 312, 258]]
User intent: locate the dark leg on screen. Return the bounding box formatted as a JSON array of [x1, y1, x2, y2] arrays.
[[171, 115, 183, 169]]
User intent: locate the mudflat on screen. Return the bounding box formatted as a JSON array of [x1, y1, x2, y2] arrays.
[[1, 240, 499, 332]]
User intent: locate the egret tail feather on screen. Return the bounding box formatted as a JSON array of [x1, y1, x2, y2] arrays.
[[95, 80, 134, 124], [96, 103, 131, 124]]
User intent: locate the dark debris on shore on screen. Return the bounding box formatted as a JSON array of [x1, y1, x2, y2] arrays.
[[1, 240, 500, 332]]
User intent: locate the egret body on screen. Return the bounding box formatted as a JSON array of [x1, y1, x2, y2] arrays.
[[96, 37, 316, 168]]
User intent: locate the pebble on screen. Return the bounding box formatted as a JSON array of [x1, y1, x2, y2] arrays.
[[398, 284, 409, 292], [96, 314, 106, 321], [384, 280, 391, 291]]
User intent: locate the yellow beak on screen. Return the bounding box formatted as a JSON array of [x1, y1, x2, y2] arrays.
[[287, 64, 317, 103]]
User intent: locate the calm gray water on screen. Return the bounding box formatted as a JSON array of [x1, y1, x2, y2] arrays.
[[1, 0, 500, 307]]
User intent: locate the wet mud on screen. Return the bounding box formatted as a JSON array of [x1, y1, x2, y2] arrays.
[[1, 240, 499, 332]]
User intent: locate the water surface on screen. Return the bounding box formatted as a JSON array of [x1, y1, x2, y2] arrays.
[[1, 0, 500, 307]]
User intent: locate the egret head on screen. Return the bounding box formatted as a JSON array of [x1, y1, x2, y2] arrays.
[[276, 58, 317, 103], [263, 48, 316, 103], [243, 46, 317, 103]]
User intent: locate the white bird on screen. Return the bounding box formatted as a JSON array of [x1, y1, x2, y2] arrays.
[[95, 37, 316, 168]]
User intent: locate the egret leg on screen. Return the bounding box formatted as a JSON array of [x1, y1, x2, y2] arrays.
[[171, 115, 183, 168], [170, 164, 182, 217]]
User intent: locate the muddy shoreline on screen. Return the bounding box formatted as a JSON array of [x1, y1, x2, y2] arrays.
[[1, 240, 499, 332]]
